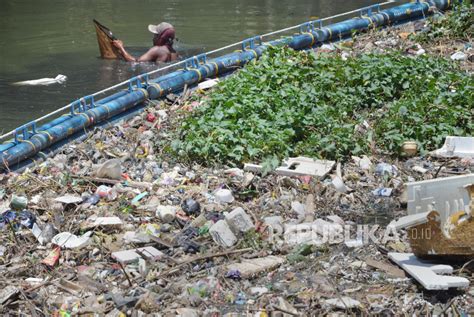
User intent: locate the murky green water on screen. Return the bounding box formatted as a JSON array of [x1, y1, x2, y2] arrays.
[[0, 0, 379, 133]]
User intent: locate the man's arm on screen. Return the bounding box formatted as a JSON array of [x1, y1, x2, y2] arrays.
[[112, 41, 169, 63], [112, 40, 136, 62]]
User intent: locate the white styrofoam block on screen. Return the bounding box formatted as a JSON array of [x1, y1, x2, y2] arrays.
[[244, 157, 335, 178], [136, 246, 163, 260], [89, 216, 123, 226], [225, 207, 254, 233], [209, 220, 238, 247], [388, 211, 431, 230], [407, 174, 474, 224], [388, 252, 470, 290], [54, 195, 83, 204], [431, 136, 474, 158], [112, 246, 163, 264], [264, 216, 284, 237], [214, 189, 234, 204], [345, 238, 364, 248], [276, 157, 335, 178], [198, 78, 219, 90], [243, 164, 262, 173], [264, 216, 283, 227], [112, 249, 141, 263]]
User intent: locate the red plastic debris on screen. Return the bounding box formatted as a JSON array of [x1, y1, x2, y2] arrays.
[[146, 113, 156, 123], [42, 247, 61, 267]]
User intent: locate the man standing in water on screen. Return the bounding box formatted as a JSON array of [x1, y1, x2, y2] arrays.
[[113, 22, 178, 63]]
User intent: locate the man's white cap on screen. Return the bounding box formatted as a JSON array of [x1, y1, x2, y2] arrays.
[[148, 22, 174, 35]]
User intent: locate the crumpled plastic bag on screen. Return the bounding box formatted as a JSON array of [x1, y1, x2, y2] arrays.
[[12, 74, 67, 86]]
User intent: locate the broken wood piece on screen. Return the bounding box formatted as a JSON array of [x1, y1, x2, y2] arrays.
[[160, 248, 253, 277], [56, 279, 83, 296], [71, 175, 153, 190], [365, 258, 406, 278], [176, 248, 253, 266]]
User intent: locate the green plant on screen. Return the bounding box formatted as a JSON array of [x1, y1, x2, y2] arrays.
[[416, 1, 473, 42], [170, 47, 473, 165]]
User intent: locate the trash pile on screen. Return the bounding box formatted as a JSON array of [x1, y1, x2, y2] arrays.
[[0, 99, 472, 315], [317, 13, 473, 72], [1, 13, 473, 317]]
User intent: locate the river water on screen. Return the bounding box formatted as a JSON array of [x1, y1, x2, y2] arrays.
[[0, 0, 379, 133]]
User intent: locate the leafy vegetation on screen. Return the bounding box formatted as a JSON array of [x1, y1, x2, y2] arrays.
[[170, 47, 473, 165], [416, 1, 473, 42]]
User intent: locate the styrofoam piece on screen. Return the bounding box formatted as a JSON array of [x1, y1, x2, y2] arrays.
[[388, 252, 470, 290], [93, 159, 122, 180], [407, 174, 474, 224], [388, 211, 431, 230], [209, 220, 238, 247], [226, 256, 285, 278], [54, 195, 83, 204], [123, 231, 151, 244], [225, 207, 254, 233], [332, 175, 349, 193], [243, 163, 262, 173], [358, 155, 372, 170], [112, 249, 142, 263], [291, 201, 306, 216], [112, 246, 163, 264], [264, 216, 283, 227], [32, 223, 46, 245], [198, 78, 219, 90], [264, 216, 284, 236], [431, 136, 474, 158], [345, 238, 364, 248], [87, 216, 123, 227], [51, 231, 92, 249], [324, 297, 361, 309], [156, 205, 177, 223], [276, 157, 335, 177], [214, 189, 234, 204], [244, 157, 335, 178], [136, 246, 163, 260]]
